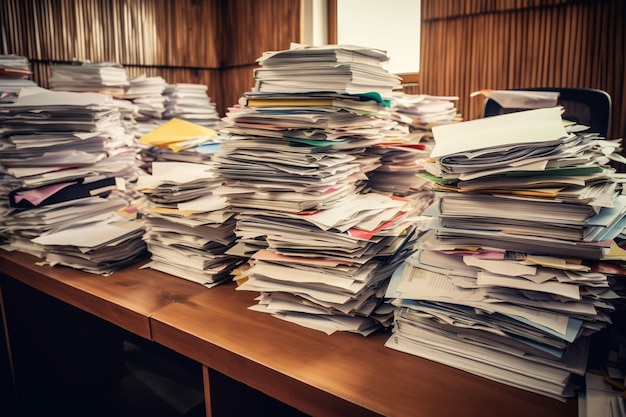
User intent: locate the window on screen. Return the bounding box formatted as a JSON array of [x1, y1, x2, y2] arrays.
[[301, 0, 420, 79]]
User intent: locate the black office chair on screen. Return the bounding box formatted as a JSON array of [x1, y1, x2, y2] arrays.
[[483, 87, 612, 138]]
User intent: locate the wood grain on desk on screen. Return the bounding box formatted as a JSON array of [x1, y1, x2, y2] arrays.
[[0, 250, 207, 339], [150, 282, 578, 417]]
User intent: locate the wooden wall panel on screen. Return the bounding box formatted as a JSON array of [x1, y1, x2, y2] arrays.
[[1, 0, 221, 66], [0, 0, 301, 115], [216, 0, 302, 109], [7, 0, 621, 139], [218, 0, 301, 67], [420, 0, 625, 145]]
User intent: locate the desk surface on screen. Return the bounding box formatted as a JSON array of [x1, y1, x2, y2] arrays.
[[150, 283, 579, 417], [0, 250, 578, 417], [0, 250, 205, 339]]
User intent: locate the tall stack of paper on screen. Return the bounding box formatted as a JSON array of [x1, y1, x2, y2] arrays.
[[48, 61, 139, 156], [163, 83, 220, 129], [136, 119, 242, 287], [49, 61, 130, 97], [385, 107, 624, 399], [0, 55, 37, 102], [124, 75, 168, 138], [215, 44, 420, 335], [0, 88, 146, 273], [253, 43, 401, 99]]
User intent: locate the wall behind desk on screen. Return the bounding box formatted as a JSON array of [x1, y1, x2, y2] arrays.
[[0, 0, 301, 116], [419, 0, 625, 148], [2, 0, 623, 149]]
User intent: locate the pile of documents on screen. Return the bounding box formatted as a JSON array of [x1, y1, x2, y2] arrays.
[[29, 215, 147, 275], [137, 161, 241, 287], [385, 107, 625, 399], [136, 119, 242, 287], [253, 43, 401, 100], [47, 61, 138, 139], [386, 93, 462, 155], [232, 193, 420, 335], [132, 81, 222, 166], [0, 87, 146, 274], [362, 92, 464, 207], [164, 83, 221, 129], [137, 117, 223, 167], [390, 93, 461, 139], [216, 44, 421, 335], [124, 75, 168, 137], [0, 55, 37, 103], [365, 132, 435, 204], [48, 61, 130, 97]]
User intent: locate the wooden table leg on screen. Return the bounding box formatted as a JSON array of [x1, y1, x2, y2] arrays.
[[203, 365, 212, 417]]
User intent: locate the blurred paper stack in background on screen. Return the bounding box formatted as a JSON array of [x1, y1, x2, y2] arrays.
[[391, 93, 461, 140], [164, 83, 221, 129], [124, 75, 168, 138], [49, 61, 130, 97], [0, 54, 38, 103]]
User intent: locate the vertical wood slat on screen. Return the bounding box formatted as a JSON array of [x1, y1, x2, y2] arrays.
[[527, 8, 536, 87]]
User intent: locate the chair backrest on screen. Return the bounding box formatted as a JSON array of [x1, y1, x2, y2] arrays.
[[483, 87, 612, 137]]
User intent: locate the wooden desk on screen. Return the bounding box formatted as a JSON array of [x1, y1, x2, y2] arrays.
[[0, 250, 206, 339], [150, 283, 578, 417], [0, 250, 578, 417]]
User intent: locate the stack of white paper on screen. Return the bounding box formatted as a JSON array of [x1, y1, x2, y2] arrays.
[[49, 61, 130, 97], [48, 62, 138, 154], [0, 55, 37, 102], [137, 161, 242, 287], [0, 89, 139, 186], [385, 107, 625, 399], [124, 75, 168, 138], [0, 88, 146, 273], [391, 93, 461, 129], [0, 55, 32, 73], [30, 212, 147, 275], [233, 193, 420, 335], [163, 83, 220, 129], [365, 138, 435, 205], [362, 92, 462, 206], [253, 43, 401, 100], [3, 196, 129, 257], [421, 107, 623, 258], [216, 44, 424, 335]]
